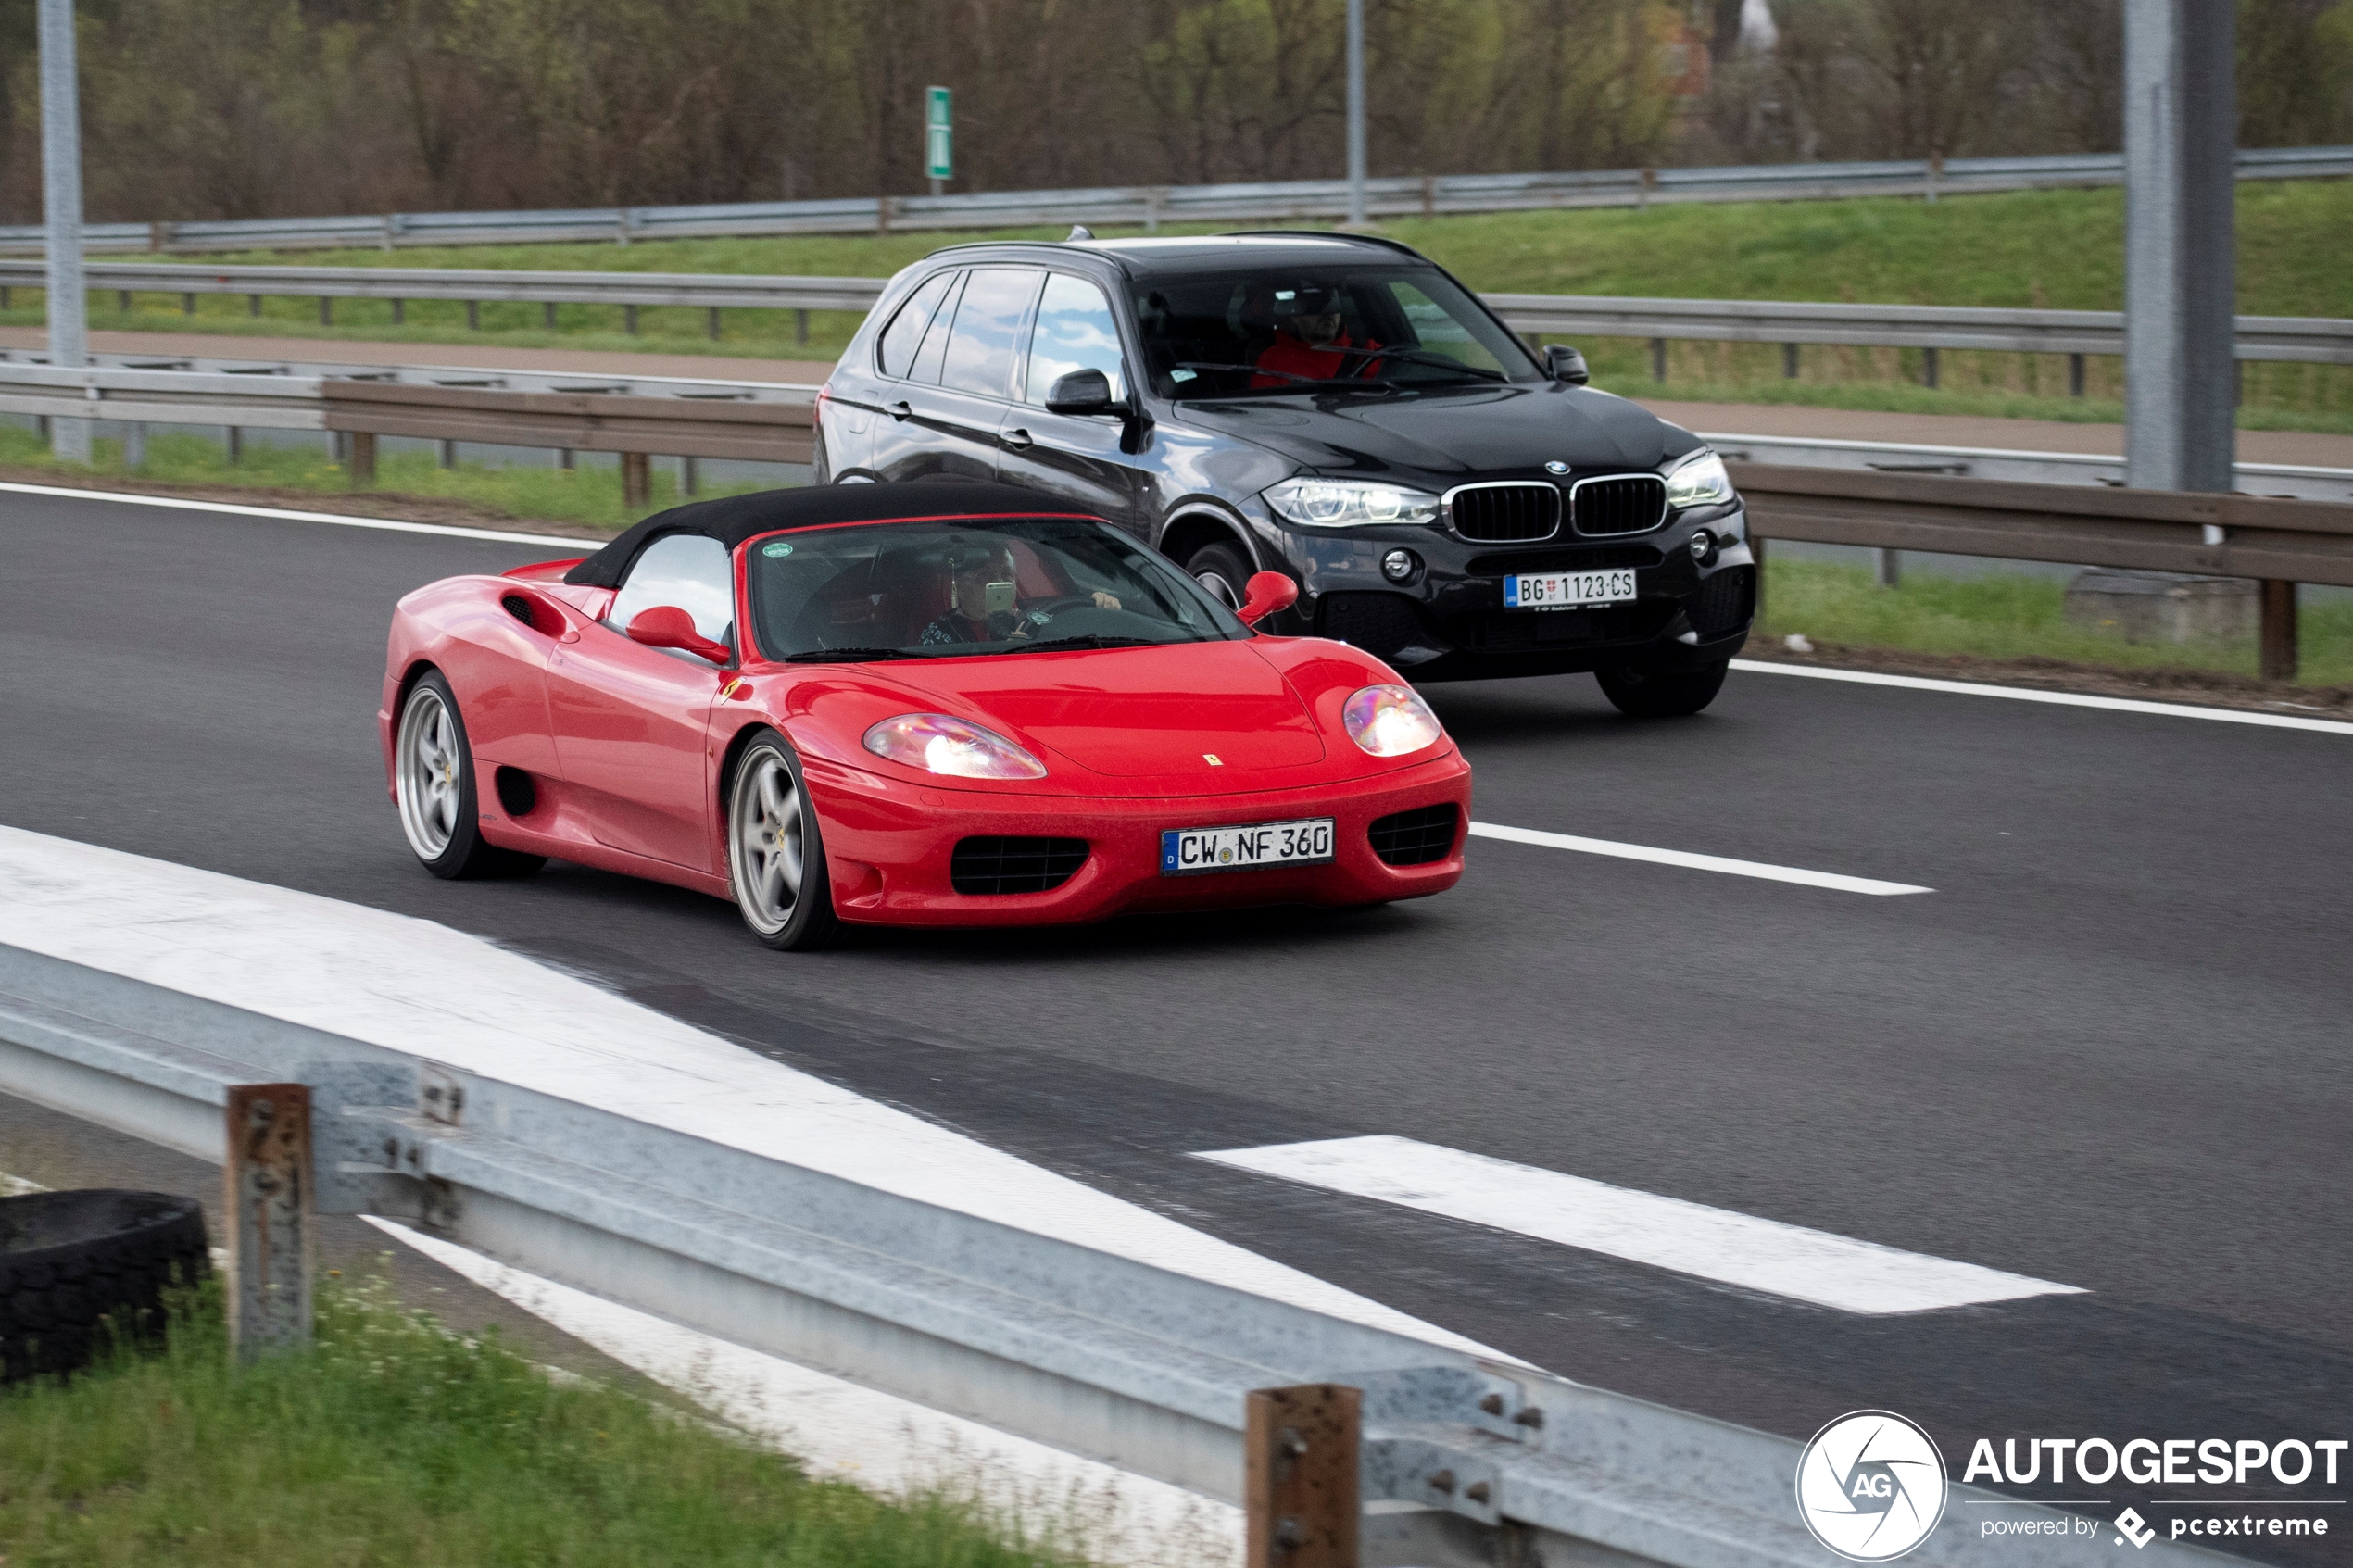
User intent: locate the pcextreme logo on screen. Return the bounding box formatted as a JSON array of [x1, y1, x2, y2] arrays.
[[1796, 1410, 1950, 1562]]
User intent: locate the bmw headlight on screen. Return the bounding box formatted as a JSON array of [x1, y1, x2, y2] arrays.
[[1342, 684, 1445, 758], [1264, 478, 1441, 529], [1664, 450, 1735, 509], [863, 714, 1047, 780]]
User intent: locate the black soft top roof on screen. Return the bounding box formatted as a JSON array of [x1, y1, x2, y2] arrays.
[[563, 482, 1101, 588]]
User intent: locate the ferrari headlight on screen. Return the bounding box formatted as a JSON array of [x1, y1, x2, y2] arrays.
[[1264, 478, 1441, 529], [1664, 450, 1735, 509], [1342, 684, 1444, 758], [863, 714, 1046, 780]]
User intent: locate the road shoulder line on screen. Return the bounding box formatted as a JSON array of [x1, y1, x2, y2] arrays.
[[1470, 821, 1931, 896], [0, 477, 582, 548], [1730, 658, 2353, 735]]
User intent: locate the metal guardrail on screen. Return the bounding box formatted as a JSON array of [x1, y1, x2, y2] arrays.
[[3, 259, 2346, 370], [0, 940, 2224, 1568], [0, 144, 2343, 255], [1700, 433, 2353, 505]]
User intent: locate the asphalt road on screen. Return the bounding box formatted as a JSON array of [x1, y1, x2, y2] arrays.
[[5, 488, 2349, 1562]]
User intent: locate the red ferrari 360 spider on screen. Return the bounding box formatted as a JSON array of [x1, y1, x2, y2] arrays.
[[381, 482, 1470, 948]]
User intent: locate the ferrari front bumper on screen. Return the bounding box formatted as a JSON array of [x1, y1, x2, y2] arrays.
[[804, 751, 1473, 926]]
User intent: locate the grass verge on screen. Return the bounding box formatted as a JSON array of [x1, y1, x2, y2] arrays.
[[0, 1276, 1085, 1568], [1757, 558, 2353, 689], [0, 425, 749, 533], [17, 179, 2351, 428]]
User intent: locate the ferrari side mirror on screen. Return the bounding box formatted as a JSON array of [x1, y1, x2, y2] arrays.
[[1543, 344, 1590, 385], [627, 606, 732, 667], [1235, 570, 1300, 629]]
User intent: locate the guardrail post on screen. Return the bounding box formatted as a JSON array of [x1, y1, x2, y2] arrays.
[[682, 455, 699, 496], [1874, 547, 1900, 588], [1650, 337, 1666, 382], [2069, 353, 2086, 396], [182, 291, 194, 316], [319, 296, 332, 327], [707, 307, 722, 342], [123, 424, 145, 470], [1782, 343, 1799, 380], [224, 1083, 313, 1361], [622, 451, 650, 508], [117, 288, 130, 313], [1921, 346, 1939, 389], [624, 304, 638, 335], [2260, 580, 2298, 682], [392, 298, 405, 326], [1245, 1384, 1359, 1568], [349, 431, 376, 486], [247, 293, 260, 318], [795, 308, 809, 345], [544, 302, 557, 331], [225, 425, 241, 465], [466, 300, 480, 332]]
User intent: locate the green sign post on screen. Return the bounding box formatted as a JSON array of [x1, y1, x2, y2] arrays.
[[925, 86, 952, 194]]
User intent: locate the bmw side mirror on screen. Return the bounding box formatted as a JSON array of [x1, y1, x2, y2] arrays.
[[1235, 571, 1300, 630], [1543, 345, 1590, 385], [626, 606, 732, 667], [1045, 368, 1118, 416]]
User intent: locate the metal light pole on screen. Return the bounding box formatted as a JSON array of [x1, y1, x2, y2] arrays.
[[38, 0, 89, 462], [2122, 0, 2234, 497], [1344, 0, 1366, 226]]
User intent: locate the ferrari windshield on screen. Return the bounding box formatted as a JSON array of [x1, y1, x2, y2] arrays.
[[746, 516, 1251, 660], [1131, 266, 1542, 399]]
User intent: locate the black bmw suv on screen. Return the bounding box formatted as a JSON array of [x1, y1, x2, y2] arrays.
[[815, 232, 1754, 715]]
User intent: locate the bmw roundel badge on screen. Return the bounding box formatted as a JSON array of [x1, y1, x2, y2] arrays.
[[1544, 460, 1571, 475]]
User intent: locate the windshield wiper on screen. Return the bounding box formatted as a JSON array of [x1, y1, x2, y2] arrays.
[[1170, 361, 1401, 395], [991, 634, 1161, 655], [781, 646, 919, 662], [1358, 348, 1507, 381]]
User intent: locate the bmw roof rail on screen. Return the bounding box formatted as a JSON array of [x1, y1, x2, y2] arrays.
[[1226, 228, 1430, 260]]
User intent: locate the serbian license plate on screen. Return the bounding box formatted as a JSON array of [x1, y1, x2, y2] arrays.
[[1162, 817, 1336, 876], [1504, 568, 1637, 610]]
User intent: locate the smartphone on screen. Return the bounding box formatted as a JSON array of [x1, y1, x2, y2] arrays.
[[984, 581, 1017, 615]]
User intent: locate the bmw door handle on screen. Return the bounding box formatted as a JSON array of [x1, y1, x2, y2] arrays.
[[887, 400, 912, 421], [1002, 428, 1034, 451]]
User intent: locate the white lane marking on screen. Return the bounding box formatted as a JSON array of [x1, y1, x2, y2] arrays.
[[1730, 658, 2353, 737], [1199, 1135, 2083, 1315], [366, 1216, 1239, 1568], [0, 478, 585, 548], [1470, 821, 1931, 896]]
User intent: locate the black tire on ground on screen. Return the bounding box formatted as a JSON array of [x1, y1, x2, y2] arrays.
[[724, 729, 849, 952], [1184, 541, 1256, 611], [1595, 657, 1731, 718], [395, 670, 546, 881], [0, 1189, 210, 1384]]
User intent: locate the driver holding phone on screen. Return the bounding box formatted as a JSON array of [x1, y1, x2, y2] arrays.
[[919, 541, 1120, 646]]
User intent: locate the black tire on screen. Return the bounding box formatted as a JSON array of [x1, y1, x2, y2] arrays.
[[724, 729, 848, 951], [1184, 541, 1255, 611], [1595, 657, 1730, 718], [394, 671, 546, 880], [1, 1189, 210, 1384]]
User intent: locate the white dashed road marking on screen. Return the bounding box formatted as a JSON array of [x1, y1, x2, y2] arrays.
[[1730, 659, 2353, 736], [1471, 821, 1932, 896], [1199, 1135, 2082, 1315]]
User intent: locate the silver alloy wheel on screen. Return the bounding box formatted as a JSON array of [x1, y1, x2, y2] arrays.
[[1194, 569, 1242, 608], [729, 746, 806, 935], [395, 684, 463, 860]]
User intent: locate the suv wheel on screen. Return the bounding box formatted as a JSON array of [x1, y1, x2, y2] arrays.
[[1595, 658, 1730, 718], [1185, 541, 1254, 609]]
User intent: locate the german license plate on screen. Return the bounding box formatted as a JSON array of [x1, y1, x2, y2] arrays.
[[1161, 817, 1335, 875], [1504, 568, 1637, 610]]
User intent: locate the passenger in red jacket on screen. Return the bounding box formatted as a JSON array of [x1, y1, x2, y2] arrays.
[[1252, 287, 1382, 388]]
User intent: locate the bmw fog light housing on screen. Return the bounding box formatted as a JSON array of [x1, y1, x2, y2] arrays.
[[1688, 531, 1715, 561], [1381, 548, 1418, 583], [1265, 478, 1441, 529], [1342, 684, 1445, 757], [863, 714, 1047, 780], [1664, 450, 1735, 509]]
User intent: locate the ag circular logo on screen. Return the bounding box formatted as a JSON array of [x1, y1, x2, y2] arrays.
[[1795, 1410, 1947, 1562]]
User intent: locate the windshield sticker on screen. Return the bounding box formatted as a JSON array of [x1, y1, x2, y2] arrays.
[[761, 541, 795, 557]]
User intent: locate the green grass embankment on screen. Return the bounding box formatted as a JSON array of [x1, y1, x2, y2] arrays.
[[0, 1278, 1086, 1568], [7, 180, 2347, 431], [1758, 558, 2353, 687]]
